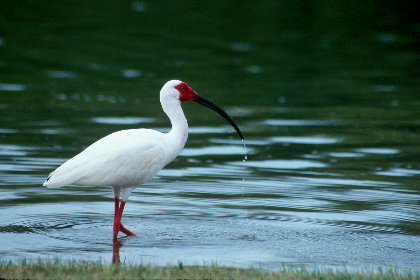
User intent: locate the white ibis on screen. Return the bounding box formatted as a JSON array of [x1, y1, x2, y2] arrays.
[[43, 80, 243, 240]]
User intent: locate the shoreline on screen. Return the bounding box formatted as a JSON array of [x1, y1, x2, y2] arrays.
[[1, 260, 419, 280]]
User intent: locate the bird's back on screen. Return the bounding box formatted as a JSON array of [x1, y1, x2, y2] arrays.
[[44, 129, 167, 188]]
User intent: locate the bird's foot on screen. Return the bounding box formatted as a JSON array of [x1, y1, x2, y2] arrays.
[[119, 223, 136, 237], [113, 222, 136, 239]]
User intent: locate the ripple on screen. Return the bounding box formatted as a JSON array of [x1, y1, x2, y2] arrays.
[[0, 145, 38, 156], [131, 1, 147, 12], [0, 83, 26, 92], [0, 213, 92, 235], [287, 176, 398, 187], [17, 157, 65, 166], [0, 156, 65, 173], [210, 138, 270, 146], [189, 126, 230, 134], [0, 173, 46, 185], [121, 69, 142, 78], [245, 65, 263, 74], [158, 165, 248, 178], [0, 190, 20, 200], [0, 149, 27, 157], [181, 145, 249, 157], [224, 107, 254, 117], [40, 128, 74, 135], [270, 136, 340, 144], [47, 70, 77, 79], [230, 159, 327, 170], [329, 152, 364, 158], [229, 42, 252, 52], [0, 128, 18, 134], [263, 119, 334, 126], [354, 148, 399, 155], [374, 84, 396, 93], [91, 116, 155, 125], [375, 168, 420, 177]]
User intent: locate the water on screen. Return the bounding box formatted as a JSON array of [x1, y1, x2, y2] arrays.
[[0, 0, 419, 272]]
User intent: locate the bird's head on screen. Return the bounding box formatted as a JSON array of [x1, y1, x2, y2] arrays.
[[160, 80, 244, 140]]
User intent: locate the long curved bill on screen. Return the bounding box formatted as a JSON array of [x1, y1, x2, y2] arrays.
[[192, 92, 244, 140]]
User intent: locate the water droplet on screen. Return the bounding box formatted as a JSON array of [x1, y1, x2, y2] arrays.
[[240, 139, 249, 223], [242, 139, 248, 162]]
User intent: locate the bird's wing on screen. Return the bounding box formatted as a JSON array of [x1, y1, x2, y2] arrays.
[[44, 129, 167, 188]]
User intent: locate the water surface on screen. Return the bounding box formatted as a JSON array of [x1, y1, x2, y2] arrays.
[[0, 0, 419, 272]]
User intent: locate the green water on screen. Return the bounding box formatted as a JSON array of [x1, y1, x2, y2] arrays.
[[0, 1, 419, 271]]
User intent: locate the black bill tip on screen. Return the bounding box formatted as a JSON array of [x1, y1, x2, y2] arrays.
[[193, 94, 244, 140]]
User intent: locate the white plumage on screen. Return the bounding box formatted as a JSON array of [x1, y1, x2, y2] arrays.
[[45, 129, 166, 190], [43, 79, 243, 239]]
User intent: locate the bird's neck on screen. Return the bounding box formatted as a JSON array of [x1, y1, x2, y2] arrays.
[[168, 106, 188, 139], [162, 100, 188, 165]]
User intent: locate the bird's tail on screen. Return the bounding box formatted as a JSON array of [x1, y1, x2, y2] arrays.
[[43, 173, 66, 188], [43, 174, 52, 187]]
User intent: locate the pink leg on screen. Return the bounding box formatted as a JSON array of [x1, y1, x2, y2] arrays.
[[113, 200, 124, 239], [113, 199, 136, 239], [114, 196, 119, 221]]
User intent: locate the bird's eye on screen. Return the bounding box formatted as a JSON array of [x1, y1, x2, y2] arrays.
[[181, 86, 186, 91]]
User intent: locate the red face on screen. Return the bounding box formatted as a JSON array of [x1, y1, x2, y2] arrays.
[[174, 81, 244, 139], [175, 82, 197, 101]]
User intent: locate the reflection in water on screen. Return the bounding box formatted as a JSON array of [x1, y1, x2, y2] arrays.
[[112, 240, 120, 264], [112, 239, 124, 265], [112, 236, 139, 265]]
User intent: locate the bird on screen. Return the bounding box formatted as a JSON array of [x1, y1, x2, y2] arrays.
[[43, 80, 244, 240]]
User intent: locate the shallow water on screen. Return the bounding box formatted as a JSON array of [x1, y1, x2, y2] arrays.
[[0, 0, 419, 272]]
